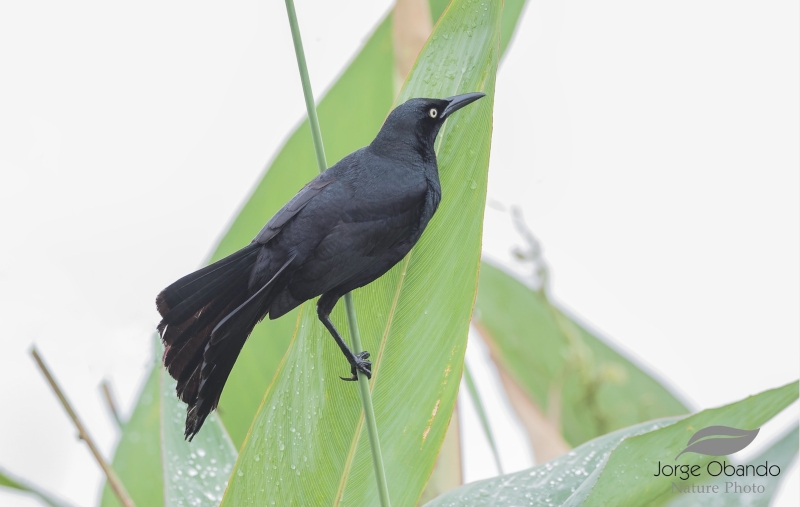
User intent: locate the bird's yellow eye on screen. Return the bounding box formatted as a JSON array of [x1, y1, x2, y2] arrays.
[[429, 108, 438, 118]]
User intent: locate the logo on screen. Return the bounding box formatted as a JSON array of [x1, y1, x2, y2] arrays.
[[675, 425, 760, 460]]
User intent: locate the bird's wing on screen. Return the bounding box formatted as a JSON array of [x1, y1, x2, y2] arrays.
[[283, 172, 429, 300], [252, 176, 336, 244]]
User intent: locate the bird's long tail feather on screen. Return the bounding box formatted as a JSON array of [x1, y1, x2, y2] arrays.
[[156, 243, 276, 440]]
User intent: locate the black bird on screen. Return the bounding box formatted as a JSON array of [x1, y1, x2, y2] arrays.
[[156, 92, 485, 439]]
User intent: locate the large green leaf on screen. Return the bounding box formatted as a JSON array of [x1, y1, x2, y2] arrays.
[[0, 467, 74, 507], [213, 0, 530, 449], [473, 262, 689, 447], [424, 381, 798, 506], [220, 1, 502, 506]]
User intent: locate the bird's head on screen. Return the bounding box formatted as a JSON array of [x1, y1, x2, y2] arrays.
[[371, 92, 485, 161]]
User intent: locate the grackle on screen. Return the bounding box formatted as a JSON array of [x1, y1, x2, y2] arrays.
[[156, 92, 485, 439]]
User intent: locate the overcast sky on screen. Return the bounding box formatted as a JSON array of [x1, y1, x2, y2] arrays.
[[0, 1, 797, 506]]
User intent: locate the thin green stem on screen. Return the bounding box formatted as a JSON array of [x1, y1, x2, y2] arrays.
[[463, 363, 504, 474], [284, 0, 327, 171], [344, 292, 391, 505], [282, 2, 391, 506]]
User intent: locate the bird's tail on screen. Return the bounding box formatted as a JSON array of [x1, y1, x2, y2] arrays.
[[156, 243, 268, 440]]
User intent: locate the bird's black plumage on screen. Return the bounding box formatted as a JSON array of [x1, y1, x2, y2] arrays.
[[156, 92, 485, 439]]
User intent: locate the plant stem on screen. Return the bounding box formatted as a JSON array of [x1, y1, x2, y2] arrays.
[[282, 2, 391, 505], [463, 363, 504, 474], [284, 0, 327, 171], [344, 292, 391, 504], [101, 379, 123, 429], [31, 346, 137, 507]]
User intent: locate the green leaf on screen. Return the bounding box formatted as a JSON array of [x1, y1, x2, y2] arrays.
[[100, 357, 164, 507], [160, 374, 238, 507], [664, 422, 799, 507], [213, 0, 530, 450], [579, 381, 798, 506], [0, 467, 74, 507], [424, 419, 680, 507], [473, 262, 690, 447], [423, 381, 798, 506], [499, 0, 529, 55], [220, 1, 502, 506]]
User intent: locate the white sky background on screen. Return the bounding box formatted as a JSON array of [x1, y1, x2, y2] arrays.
[[0, 1, 797, 506]]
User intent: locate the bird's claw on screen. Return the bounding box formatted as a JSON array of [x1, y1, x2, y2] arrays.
[[340, 351, 372, 381]]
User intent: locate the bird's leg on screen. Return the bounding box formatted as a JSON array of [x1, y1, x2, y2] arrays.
[[317, 293, 372, 381]]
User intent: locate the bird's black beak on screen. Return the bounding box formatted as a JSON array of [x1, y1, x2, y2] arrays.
[[442, 92, 485, 118]]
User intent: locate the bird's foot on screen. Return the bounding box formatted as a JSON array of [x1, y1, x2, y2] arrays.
[[340, 351, 372, 381]]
